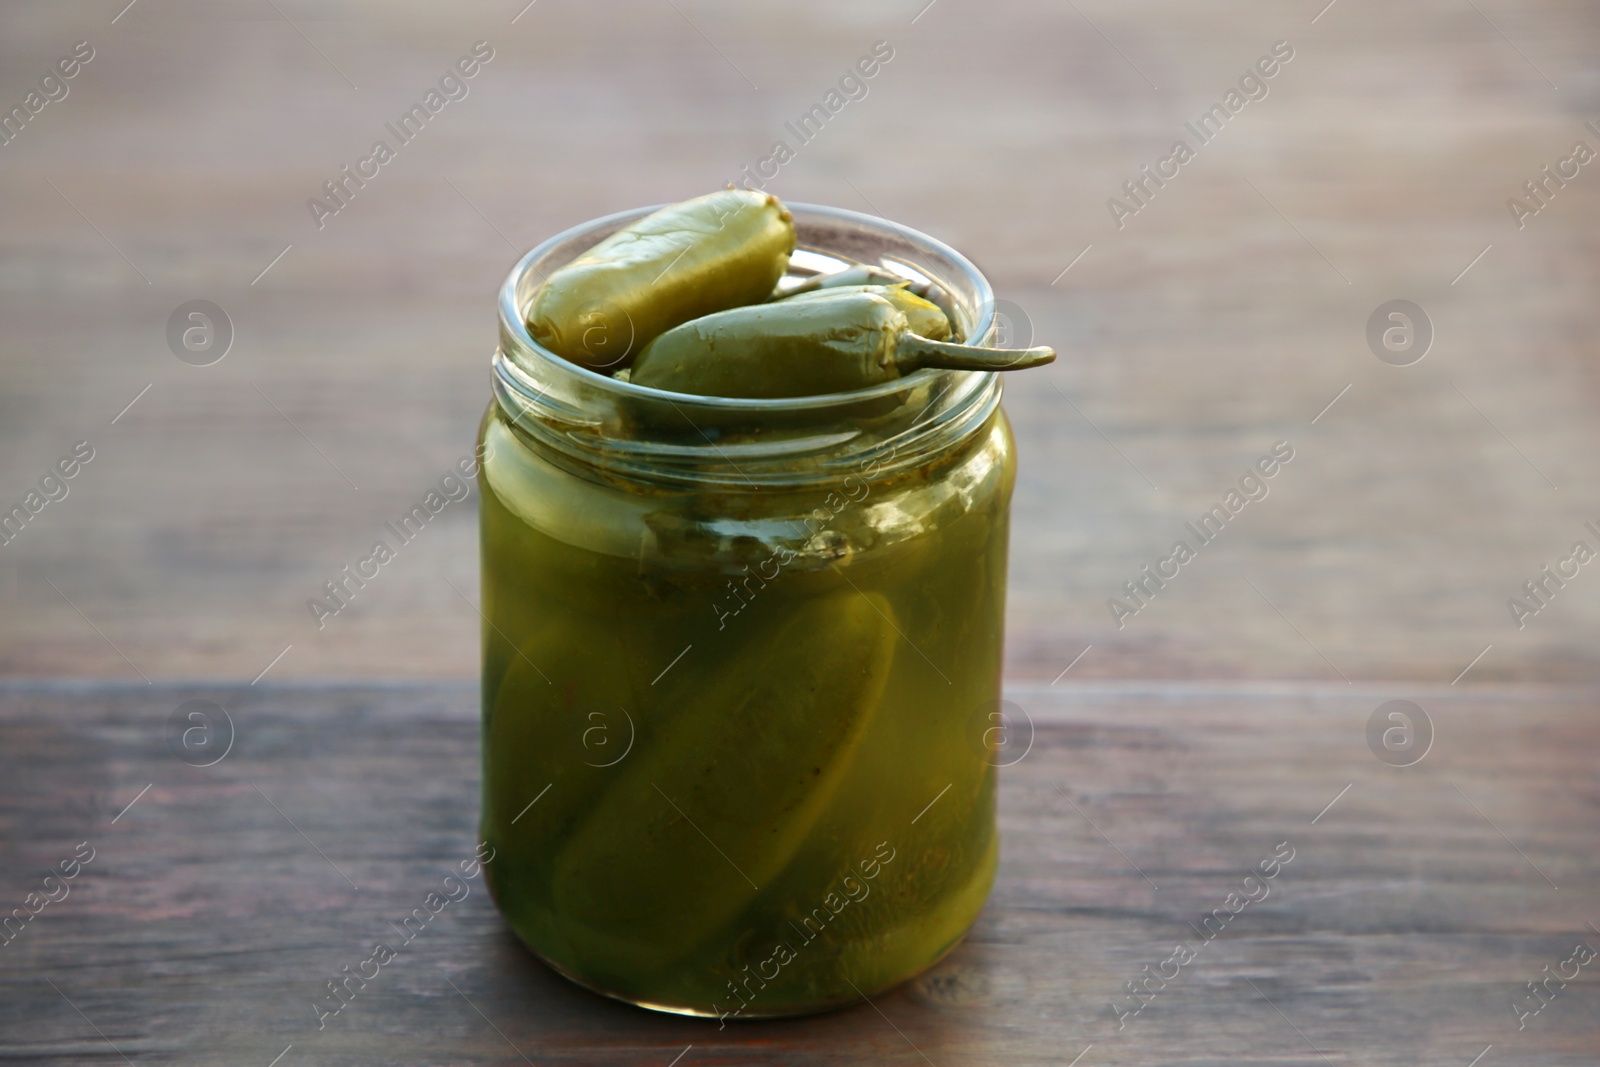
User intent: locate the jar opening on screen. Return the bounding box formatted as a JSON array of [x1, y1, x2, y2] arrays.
[[493, 202, 1002, 489]]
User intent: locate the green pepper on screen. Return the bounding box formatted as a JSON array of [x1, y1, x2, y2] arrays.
[[527, 189, 795, 370], [777, 265, 960, 336], [478, 571, 684, 959], [775, 263, 908, 297], [481, 615, 641, 873], [546, 591, 897, 977], [780, 283, 952, 341], [629, 292, 1055, 399]]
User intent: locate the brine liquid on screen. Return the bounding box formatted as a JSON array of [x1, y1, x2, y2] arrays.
[[477, 402, 1013, 1017]]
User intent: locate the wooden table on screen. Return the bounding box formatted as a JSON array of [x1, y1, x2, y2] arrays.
[[2, 681, 1596, 1065]]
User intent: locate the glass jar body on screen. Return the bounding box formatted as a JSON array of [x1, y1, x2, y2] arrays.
[[477, 397, 1015, 1017]]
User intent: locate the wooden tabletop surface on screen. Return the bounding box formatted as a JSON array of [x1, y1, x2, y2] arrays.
[[2, 681, 1596, 1066], [3, 1, 1599, 1063]]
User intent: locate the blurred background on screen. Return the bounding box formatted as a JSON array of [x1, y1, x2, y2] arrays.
[[3, 0, 1599, 688]]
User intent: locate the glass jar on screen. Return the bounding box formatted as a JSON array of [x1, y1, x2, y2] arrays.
[[478, 203, 1017, 1020]]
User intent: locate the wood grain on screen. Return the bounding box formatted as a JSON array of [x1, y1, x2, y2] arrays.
[[2, 1, 1600, 684], [1, 681, 1595, 1065]]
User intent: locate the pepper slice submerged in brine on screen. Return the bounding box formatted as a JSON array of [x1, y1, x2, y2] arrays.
[[547, 591, 897, 977], [526, 189, 795, 371]]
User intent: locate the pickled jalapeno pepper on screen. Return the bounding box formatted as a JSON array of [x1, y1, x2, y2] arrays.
[[775, 263, 909, 297], [526, 189, 795, 370], [778, 265, 962, 336], [780, 283, 953, 341], [548, 591, 897, 975], [629, 291, 1054, 398]]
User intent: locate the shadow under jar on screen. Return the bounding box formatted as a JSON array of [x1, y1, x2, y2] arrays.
[[479, 203, 1016, 1019]]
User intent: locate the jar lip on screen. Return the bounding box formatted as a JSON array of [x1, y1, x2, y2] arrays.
[[495, 200, 997, 411]]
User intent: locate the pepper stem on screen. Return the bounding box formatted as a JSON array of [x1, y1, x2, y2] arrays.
[[895, 333, 1056, 373]]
